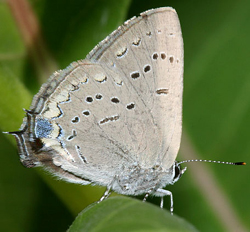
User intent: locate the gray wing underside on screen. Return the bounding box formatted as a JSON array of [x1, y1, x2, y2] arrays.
[[33, 7, 183, 185]]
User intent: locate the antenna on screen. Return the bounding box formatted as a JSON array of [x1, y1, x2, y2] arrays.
[[177, 159, 246, 166]]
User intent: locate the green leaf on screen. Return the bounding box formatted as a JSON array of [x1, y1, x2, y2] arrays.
[[67, 197, 198, 232]]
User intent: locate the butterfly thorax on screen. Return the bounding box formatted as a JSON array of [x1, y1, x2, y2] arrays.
[[111, 163, 175, 196]]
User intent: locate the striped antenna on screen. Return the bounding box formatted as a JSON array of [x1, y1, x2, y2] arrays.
[[177, 159, 246, 166]]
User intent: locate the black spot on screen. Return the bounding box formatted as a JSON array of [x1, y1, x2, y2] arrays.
[[31, 138, 44, 152], [169, 56, 174, 63], [95, 76, 107, 83], [126, 103, 135, 110], [115, 80, 123, 86], [111, 97, 120, 103], [144, 65, 151, 73], [152, 53, 158, 60], [156, 89, 169, 95], [80, 78, 88, 84], [146, 31, 152, 36], [67, 130, 77, 141], [95, 94, 103, 100], [132, 38, 141, 46], [131, 72, 140, 79], [161, 53, 166, 60], [117, 47, 127, 57], [71, 116, 80, 123], [75, 145, 88, 164], [83, 110, 90, 116], [71, 84, 80, 91], [100, 115, 120, 124], [86, 96, 93, 103]]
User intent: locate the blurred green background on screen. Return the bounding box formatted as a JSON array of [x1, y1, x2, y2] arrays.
[[0, 0, 249, 231]]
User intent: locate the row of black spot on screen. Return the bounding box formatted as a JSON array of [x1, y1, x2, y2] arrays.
[[152, 52, 167, 60], [131, 64, 151, 79], [85, 93, 103, 103], [84, 94, 134, 110], [70, 102, 135, 124], [130, 52, 174, 80], [121, 28, 168, 52]]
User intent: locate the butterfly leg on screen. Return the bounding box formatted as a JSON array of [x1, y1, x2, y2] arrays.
[[160, 196, 164, 208], [143, 188, 153, 203], [98, 176, 118, 203], [156, 188, 173, 215], [98, 187, 112, 203]]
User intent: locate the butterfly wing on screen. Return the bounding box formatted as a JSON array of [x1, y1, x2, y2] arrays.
[[14, 7, 183, 186]]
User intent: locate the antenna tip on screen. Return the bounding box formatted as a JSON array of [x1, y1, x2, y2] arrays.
[[234, 162, 246, 165]]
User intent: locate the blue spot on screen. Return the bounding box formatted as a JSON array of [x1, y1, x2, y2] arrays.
[[35, 118, 52, 138]]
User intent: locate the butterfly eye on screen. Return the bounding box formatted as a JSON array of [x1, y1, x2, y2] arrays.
[[174, 165, 180, 180]]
